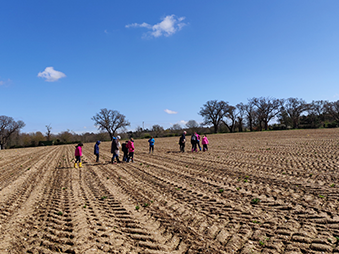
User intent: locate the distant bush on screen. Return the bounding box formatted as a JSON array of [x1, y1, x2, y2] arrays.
[[142, 134, 152, 139]]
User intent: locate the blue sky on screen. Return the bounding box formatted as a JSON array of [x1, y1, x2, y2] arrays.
[[1, 1, 339, 134]]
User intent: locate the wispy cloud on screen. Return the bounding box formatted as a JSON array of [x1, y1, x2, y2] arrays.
[[126, 15, 187, 38], [164, 109, 178, 114], [37, 67, 66, 82], [0, 78, 12, 86], [104, 29, 108, 34]]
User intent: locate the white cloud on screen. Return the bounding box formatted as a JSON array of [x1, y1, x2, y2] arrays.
[[104, 29, 108, 34], [37, 67, 66, 82], [178, 120, 188, 126], [164, 109, 178, 114], [125, 22, 151, 29], [126, 15, 187, 38]]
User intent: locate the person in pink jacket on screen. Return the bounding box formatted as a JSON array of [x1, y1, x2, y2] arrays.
[[202, 135, 209, 152], [126, 138, 135, 162], [74, 143, 83, 168]]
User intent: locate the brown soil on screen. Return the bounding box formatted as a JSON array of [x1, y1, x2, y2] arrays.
[[1, 129, 339, 253]]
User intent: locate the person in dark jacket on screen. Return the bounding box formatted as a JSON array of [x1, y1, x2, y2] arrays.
[[191, 133, 197, 152], [94, 141, 101, 162], [122, 141, 129, 162], [111, 136, 121, 164], [179, 131, 186, 152]]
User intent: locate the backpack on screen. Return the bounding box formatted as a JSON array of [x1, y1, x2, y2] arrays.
[[191, 134, 197, 142]]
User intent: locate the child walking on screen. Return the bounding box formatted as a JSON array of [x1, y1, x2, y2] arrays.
[[74, 143, 83, 168], [122, 140, 129, 162], [202, 135, 209, 151], [126, 138, 135, 162], [94, 141, 100, 162]]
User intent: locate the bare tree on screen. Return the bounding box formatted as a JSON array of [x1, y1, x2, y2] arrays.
[[151, 124, 164, 137], [253, 97, 283, 130], [199, 100, 226, 133], [236, 103, 246, 132], [242, 99, 257, 131], [92, 109, 130, 140], [58, 130, 74, 143], [221, 104, 237, 133], [134, 126, 143, 138], [304, 100, 327, 128], [324, 100, 339, 122], [46, 124, 52, 141], [0, 116, 25, 149], [171, 124, 182, 131], [31, 131, 45, 146], [280, 98, 308, 129], [185, 120, 199, 133]]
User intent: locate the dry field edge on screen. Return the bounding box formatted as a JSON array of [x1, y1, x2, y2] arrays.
[[0, 129, 339, 253]]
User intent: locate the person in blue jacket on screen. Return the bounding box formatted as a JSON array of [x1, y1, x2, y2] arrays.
[[94, 141, 101, 162], [148, 136, 155, 154]]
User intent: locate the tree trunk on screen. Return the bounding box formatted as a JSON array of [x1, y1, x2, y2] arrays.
[[214, 124, 218, 133], [264, 121, 269, 130]]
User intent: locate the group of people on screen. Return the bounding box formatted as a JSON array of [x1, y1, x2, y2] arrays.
[[109, 136, 135, 164], [73, 132, 208, 168], [179, 131, 209, 153]]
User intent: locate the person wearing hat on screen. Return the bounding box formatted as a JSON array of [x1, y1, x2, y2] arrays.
[[111, 136, 121, 164], [94, 141, 101, 162], [74, 143, 83, 168]]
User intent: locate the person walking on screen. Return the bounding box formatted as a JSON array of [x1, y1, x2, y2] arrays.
[[127, 138, 135, 162], [148, 136, 155, 154], [94, 141, 100, 162], [191, 133, 197, 152], [74, 143, 83, 168], [122, 140, 129, 162], [195, 132, 202, 151], [202, 135, 209, 151], [179, 131, 186, 152], [111, 136, 121, 164]]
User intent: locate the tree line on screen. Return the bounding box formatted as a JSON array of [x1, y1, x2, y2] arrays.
[[199, 97, 339, 133], [1, 97, 339, 149]]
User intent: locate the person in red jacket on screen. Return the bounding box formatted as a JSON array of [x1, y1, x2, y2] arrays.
[[74, 143, 83, 168], [126, 138, 135, 162]]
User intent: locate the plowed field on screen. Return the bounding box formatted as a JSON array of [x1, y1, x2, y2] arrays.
[[1, 129, 339, 253]]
